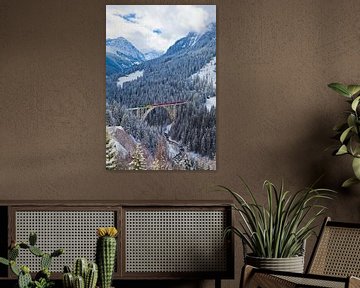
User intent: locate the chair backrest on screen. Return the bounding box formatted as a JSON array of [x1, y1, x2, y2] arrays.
[[307, 217, 360, 277]]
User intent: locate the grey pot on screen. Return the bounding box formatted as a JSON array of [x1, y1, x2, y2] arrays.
[[245, 254, 305, 273]]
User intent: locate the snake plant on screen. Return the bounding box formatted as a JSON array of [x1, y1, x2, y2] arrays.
[[328, 83, 360, 187], [220, 178, 334, 258]]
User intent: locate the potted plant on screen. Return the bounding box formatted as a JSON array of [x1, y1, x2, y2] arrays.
[[0, 232, 64, 288], [219, 178, 334, 273], [328, 82, 360, 187]]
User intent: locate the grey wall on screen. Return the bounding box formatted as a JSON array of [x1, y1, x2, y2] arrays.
[[1, 0, 360, 287]]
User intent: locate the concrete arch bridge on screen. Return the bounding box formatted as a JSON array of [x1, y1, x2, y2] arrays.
[[126, 101, 189, 122]]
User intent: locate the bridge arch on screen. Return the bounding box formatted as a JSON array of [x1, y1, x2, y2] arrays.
[[126, 101, 189, 122], [141, 105, 176, 122]]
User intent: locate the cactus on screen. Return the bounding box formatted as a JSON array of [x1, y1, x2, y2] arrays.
[[9, 246, 19, 260], [10, 260, 20, 276], [18, 268, 32, 288], [0, 233, 63, 288], [74, 258, 88, 279], [74, 275, 85, 288], [41, 253, 52, 270], [96, 227, 118, 288], [0, 257, 9, 266], [29, 245, 44, 257], [29, 232, 37, 246], [63, 260, 98, 288], [63, 272, 74, 288], [51, 248, 64, 257], [85, 263, 98, 288]]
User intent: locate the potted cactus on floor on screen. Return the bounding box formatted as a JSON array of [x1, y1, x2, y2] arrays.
[[96, 227, 118, 288]]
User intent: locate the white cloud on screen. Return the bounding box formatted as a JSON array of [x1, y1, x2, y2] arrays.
[[106, 5, 216, 53]]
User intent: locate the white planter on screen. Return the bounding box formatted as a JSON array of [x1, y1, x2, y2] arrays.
[[245, 254, 305, 273]]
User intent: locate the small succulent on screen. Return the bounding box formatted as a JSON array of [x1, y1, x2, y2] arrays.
[[32, 278, 54, 288]]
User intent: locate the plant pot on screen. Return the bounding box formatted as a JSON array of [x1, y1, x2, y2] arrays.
[[245, 254, 304, 273]]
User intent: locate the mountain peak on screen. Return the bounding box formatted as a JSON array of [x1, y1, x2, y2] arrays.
[[164, 24, 216, 57], [106, 37, 145, 75]]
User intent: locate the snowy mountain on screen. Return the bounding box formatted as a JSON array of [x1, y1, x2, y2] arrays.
[[106, 23, 217, 165], [164, 23, 216, 57], [144, 51, 163, 60], [106, 37, 145, 75], [191, 56, 216, 88]]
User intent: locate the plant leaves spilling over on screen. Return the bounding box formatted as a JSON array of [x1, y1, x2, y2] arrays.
[[220, 179, 335, 258], [329, 82, 360, 186]]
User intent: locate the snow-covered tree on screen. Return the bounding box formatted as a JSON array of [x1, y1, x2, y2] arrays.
[[129, 144, 147, 170], [153, 138, 169, 170], [106, 130, 118, 170]]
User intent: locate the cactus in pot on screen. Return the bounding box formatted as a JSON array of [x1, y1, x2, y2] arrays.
[[96, 227, 118, 288]]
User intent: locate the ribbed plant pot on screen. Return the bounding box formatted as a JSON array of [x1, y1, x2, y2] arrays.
[[245, 254, 304, 273]]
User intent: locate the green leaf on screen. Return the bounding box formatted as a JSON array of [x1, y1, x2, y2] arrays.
[[336, 145, 348, 155], [347, 114, 356, 128], [328, 83, 351, 97], [340, 126, 353, 143], [347, 85, 360, 97], [351, 96, 360, 111], [349, 135, 360, 156], [352, 157, 360, 179], [342, 177, 360, 188]]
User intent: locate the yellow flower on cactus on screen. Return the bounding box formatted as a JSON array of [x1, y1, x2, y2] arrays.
[[97, 227, 118, 238]]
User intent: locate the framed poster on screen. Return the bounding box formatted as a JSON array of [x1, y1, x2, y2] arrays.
[[106, 5, 216, 170]]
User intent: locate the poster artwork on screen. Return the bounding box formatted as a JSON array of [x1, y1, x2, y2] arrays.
[[106, 5, 216, 170]]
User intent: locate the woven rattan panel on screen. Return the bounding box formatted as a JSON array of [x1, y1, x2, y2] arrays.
[[310, 226, 360, 277], [277, 275, 345, 288], [15, 211, 115, 272], [125, 210, 227, 273]]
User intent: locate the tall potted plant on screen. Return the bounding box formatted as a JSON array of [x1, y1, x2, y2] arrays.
[[328, 83, 360, 187], [220, 179, 334, 273]]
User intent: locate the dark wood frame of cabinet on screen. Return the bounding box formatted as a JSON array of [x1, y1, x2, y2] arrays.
[[0, 201, 234, 284]]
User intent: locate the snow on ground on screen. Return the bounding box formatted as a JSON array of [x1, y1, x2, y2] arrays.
[[165, 124, 172, 134], [191, 57, 216, 88], [206, 97, 216, 111], [167, 142, 179, 158], [117, 70, 144, 88], [190, 57, 216, 111]]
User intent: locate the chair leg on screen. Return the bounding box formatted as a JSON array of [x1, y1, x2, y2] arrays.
[[240, 265, 255, 288]]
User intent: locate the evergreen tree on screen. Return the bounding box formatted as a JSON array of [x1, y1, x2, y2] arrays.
[[154, 138, 169, 170], [152, 158, 161, 170], [106, 130, 118, 170], [129, 144, 147, 170]]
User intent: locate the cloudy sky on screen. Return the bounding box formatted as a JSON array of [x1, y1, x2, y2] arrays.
[[106, 5, 216, 53]]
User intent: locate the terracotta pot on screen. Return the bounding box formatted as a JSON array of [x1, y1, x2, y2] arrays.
[[245, 254, 304, 273]]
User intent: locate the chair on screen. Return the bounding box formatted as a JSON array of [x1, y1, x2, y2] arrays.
[[241, 217, 360, 288]]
